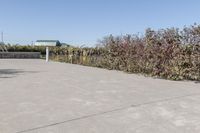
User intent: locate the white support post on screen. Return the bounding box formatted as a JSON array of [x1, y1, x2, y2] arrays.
[[46, 47, 49, 62]]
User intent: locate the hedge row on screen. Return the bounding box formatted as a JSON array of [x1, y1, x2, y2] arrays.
[[5, 24, 200, 81]]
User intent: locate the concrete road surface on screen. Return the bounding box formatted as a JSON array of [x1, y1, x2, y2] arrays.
[[0, 59, 200, 133]]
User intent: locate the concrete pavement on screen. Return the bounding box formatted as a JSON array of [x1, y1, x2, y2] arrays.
[[0, 59, 200, 133]]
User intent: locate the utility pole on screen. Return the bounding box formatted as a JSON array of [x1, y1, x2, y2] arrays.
[[1, 31, 3, 43], [31, 41, 33, 46], [0, 31, 7, 52]]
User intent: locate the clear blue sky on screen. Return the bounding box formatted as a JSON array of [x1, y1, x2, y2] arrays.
[[0, 0, 200, 46]]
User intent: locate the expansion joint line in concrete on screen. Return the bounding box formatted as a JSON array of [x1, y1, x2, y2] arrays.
[[16, 93, 200, 133]]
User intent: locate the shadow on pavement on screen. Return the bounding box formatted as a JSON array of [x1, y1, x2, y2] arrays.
[[195, 81, 200, 84], [0, 69, 39, 78]]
